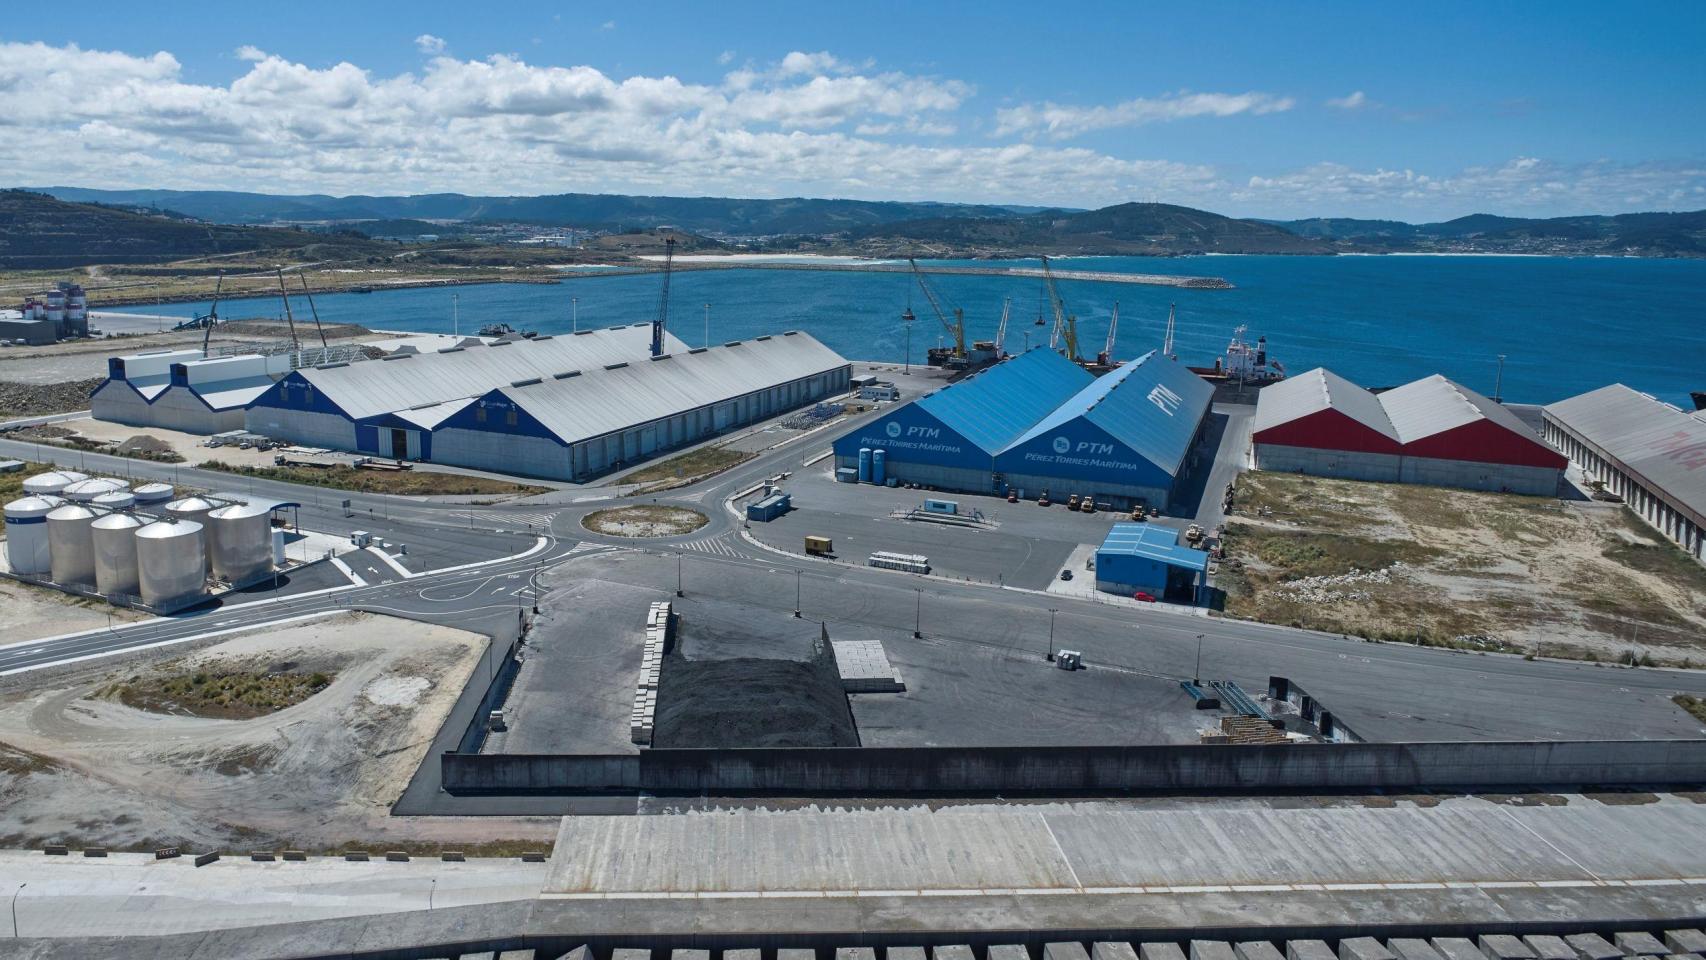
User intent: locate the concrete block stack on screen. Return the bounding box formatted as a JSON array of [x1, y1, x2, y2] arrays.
[[631, 600, 671, 744]]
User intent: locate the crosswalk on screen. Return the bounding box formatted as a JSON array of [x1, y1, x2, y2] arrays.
[[457, 509, 560, 530], [675, 533, 741, 557]]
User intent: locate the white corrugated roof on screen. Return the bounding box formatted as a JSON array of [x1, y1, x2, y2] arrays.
[[502, 332, 849, 446], [195, 376, 278, 411], [1253, 367, 1398, 441], [290, 325, 686, 420], [1546, 384, 1706, 523], [1379, 374, 1536, 444]]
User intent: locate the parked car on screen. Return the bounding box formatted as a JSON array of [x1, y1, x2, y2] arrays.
[[1132, 591, 1156, 602], [1059, 569, 1074, 581]]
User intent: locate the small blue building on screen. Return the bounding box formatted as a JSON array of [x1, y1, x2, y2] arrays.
[[747, 492, 792, 522], [1094, 523, 1210, 604]]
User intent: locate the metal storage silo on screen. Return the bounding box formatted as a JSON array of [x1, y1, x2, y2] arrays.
[[23, 470, 88, 497], [206, 501, 273, 584], [858, 447, 873, 483], [4, 495, 62, 575], [132, 482, 174, 505], [872, 448, 886, 485], [62, 478, 129, 503], [136, 520, 206, 608], [91, 490, 136, 512], [46, 503, 98, 586], [91, 512, 143, 597], [164, 497, 218, 570]]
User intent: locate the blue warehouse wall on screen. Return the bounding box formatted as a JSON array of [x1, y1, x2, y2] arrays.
[[996, 416, 1176, 488], [833, 402, 984, 470]]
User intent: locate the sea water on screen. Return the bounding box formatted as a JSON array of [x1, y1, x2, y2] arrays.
[[118, 255, 1706, 406]]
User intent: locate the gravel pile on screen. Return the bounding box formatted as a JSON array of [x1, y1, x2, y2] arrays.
[[654, 649, 858, 748], [0, 378, 102, 417]]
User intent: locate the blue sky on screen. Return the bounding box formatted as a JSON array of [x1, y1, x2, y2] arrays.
[[4, 0, 1703, 218]]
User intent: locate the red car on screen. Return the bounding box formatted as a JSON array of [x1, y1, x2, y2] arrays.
[[1132, 591, 1157, 603]]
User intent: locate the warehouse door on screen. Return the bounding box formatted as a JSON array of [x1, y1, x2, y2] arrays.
[[390, 429, 408, 459]]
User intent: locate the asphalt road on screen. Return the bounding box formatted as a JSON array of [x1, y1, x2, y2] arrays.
[[6, 401, 1706, 747]]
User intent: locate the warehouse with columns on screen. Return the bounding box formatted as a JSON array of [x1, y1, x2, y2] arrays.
[[1252, 368, 1566, 496], [1543, 384, 1705, 562]]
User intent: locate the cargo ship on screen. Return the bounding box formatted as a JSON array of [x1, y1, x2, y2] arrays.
[[1188, 325, 1286, 393]]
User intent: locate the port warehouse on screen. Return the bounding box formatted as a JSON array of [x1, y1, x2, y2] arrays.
[[1094, 522, 1210, 602], [1250, 367, 1566, 496], [834, 347, 1215, 510], [90, 323, 850, 481], [92, 349, 294, 435], [1544, 383, 1706, 560]]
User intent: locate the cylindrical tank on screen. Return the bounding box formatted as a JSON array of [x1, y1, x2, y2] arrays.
[[135, 520, 206, 608], [872, 448, 887, 485], [164, 497, 218, 570], [91, 512, 143, 597], [46, 503, 98, 586], [271, 528, 287, 567], [23, 470, 88, 497], [206, 501, 274, 584], [61, 477, 129, 503], [91, 490, 136, 512], [858, 447, 872, 483], [132, 482, 174, 505], [4, 495, 62, 575]]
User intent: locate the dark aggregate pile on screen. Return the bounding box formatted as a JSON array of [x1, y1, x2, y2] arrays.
[[653, 651, 858, 748], [0, 378, 102, 417]]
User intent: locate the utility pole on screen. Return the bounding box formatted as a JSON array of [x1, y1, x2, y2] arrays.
[[1493, 354, 1507, 403], [571, 297, 578, 333]]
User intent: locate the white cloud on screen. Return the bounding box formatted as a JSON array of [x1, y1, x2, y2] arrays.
[[717, 50, 735, 65], [600, 20, 616, 31], [0, 40, 1697, 218], [1234, 156, 1706, 218], [994, 90, 1295, 139], [1326, 90, 1368, 110], [235, 45, 267, 62], [414, 34, 446, 55]]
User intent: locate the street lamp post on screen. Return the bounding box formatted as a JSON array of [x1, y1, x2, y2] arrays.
[[1194, 633, 1206, 685], [571, 297, 579, 332], [532, 559, 541, 615], [676, 552, 684, 597], [913, 588, 922, 638], [1047, 608, 1058, 661], [704, 303, 711, 348], [794, 569, 802, 618], [10, 882, 24, 938]]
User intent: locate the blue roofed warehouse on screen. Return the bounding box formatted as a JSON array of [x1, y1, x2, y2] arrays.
[[833, 348, 1092, 492], [994, 350, 1215, 510], [1094, 522, 1210, 603]]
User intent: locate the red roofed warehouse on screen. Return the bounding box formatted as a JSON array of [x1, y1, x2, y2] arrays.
[[1253, 368, 1565, 496]]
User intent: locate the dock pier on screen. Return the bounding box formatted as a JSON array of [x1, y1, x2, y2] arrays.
[[565, 260, 1234, 289]]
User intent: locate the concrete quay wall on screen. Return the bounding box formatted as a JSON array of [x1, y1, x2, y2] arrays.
[[441, 739, 1706, 795]]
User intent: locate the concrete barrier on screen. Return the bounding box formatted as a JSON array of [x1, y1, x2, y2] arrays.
[[441, 739, 1706, 796]]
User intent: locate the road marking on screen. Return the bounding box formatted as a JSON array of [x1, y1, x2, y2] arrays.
[[329, 556, 368, 586], [368, 547, 415, 580]]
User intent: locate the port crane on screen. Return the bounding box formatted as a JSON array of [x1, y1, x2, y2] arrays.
[[197, 272, 223, 356], [652, 235, 675, 357], [1096, 301, 1119, 368], [994, 297, 1011, 357], [1039, 255, 1081, 362], [1163, 302, 1176, 359], [907, 257, 968, 368]]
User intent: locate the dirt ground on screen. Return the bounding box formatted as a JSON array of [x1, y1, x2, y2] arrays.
[[50, 416, 285, 468], [0, 612, 557, 851], [0, 579, 149, 641], [1220, 471, 1706, 663], [582, 505, 708, 537]]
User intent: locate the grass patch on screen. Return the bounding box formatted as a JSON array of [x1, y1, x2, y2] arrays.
[[1225, 522, 1441, 580], [196, 461, 546, 497], [621, 445, 754, 486], [0, 740, 61, 777], [582, 504, 708, 538], [1385, 484, 1475, 531], [1603, 513, 1706, 593], [1675, 695, 1706, 725], [102, 668, 335, 720]]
